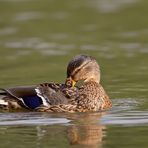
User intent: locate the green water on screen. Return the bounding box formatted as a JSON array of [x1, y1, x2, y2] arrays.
[[0, 0, 148, 147]]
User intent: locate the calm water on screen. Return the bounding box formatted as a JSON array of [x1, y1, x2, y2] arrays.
[[0, 0, 148, 147]]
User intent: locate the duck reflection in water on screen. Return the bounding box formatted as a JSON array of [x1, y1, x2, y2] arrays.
[[36, 112, 106, 148], [67, 113, 106, 147]]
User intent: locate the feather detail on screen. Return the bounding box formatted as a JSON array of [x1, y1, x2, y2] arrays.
[[35, 83, 69, 106], [35, 87, 49, 107]]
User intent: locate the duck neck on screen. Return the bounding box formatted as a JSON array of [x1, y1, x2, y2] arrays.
[[84, 75, 100, 84]]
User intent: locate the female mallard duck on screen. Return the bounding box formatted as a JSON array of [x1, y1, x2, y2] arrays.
[[0, 55, 112, 112]]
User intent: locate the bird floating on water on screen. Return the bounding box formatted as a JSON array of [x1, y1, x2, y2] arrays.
[[0, 55, 112, 112]]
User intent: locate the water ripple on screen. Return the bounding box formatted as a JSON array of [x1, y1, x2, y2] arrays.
[[0, 27, 18, 36], [0, 112, 70, 126], [102, 111, 148, 126], [14, 12, 43, 21], [91, 0, 139, 13]]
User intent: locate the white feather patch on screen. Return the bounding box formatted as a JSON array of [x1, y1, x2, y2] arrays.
[[0, 99, 8, 106], [35, 88, 49, 106]]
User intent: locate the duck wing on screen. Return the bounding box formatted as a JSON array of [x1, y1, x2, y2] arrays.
[[0, 86, 36, 98], [35, 83, 69, 105], [0, 86, 40, 109], [0, 83, 78, 111]]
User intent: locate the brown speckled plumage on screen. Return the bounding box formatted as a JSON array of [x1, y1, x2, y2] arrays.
[[35, 55, 112, 112], [36, 81, 111, 113]]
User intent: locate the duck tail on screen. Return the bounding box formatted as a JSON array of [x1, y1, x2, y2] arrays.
[[0, 99, 8, 105], [0, 88, 7, 95], [0, 88, 21, 110], [0, 89, 8, 109]]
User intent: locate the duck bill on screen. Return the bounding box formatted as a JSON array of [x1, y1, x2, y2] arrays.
[[71, 79, 76, 87], [65, 77, 76, 87]]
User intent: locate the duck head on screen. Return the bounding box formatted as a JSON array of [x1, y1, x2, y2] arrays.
[[65, 55, 100, 87]]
